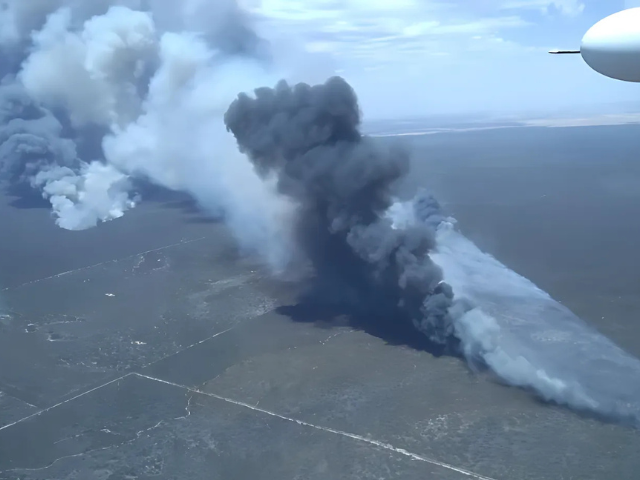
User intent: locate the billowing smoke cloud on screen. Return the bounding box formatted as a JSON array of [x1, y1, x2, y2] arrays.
[[224, 77, 463, 346], [0, 80, 135, 229], [0, 0, 298, 265], [18, 5, 156, 128], [0, 1, 157, 229], [0, 1, 144, 73]]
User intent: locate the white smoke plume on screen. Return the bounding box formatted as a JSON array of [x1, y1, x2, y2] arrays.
[[0, 0, 299, 266], [31, 161, 136, 230], [19, 5, 156, 127], [389, 201, 640, 426]]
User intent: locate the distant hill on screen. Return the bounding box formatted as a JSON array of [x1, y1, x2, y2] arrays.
[[364, 103, 640, 137]]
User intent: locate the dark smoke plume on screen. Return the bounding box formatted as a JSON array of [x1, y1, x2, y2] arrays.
[[0, 81, 78, 191], [224, 76, 458, 346]]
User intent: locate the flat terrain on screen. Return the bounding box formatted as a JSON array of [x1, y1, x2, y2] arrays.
[[0, 124, 639, 479]]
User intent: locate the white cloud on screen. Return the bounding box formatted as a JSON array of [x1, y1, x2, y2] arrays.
[[501, 0, 585, 16], [249, 0, 537, 66], [243, 0, 635, 120]]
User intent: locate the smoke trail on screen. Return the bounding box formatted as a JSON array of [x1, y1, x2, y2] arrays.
[[383, 199, 640, 426], [225, 76, 640, 427], [431, 221, 640, 426]]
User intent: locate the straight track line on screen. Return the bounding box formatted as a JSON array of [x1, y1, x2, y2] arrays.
[[134, 373, 498, 480]]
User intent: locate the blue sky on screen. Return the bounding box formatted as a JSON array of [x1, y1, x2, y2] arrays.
[[249, 0, 639, 119]]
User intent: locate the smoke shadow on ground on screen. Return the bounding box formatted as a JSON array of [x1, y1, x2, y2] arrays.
[[277, 273, 640, 429], [278, 302, 450, 357], [3, 182, 50, 209], [133, 183, 224, 224], [8, 195, 50, 209], [276, 279, 459, 358], [161, 198, 207, 216], [161, 198, 223, 224], [281, 291, 640, 429], [184, 215, 223, 225]]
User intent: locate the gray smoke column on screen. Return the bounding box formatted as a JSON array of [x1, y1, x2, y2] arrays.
[[224, 77, 460, 345], [0, 80, 135, 229], [0, 81, 78, 185]]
